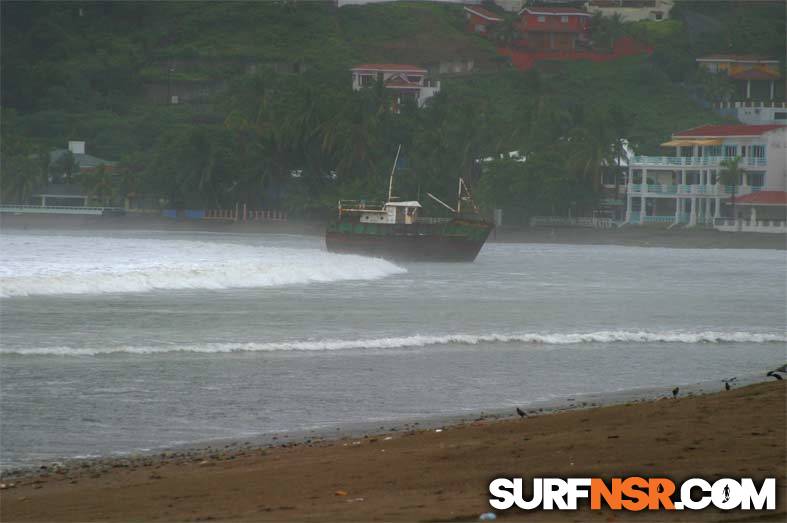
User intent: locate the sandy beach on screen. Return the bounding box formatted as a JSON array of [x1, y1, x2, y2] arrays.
[[2, 212, 785, 250], [1, 380, 784, 522]]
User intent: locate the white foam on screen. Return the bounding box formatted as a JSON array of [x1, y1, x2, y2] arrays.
[[5, 330, 784, 356], [0, 235, 405, 297]]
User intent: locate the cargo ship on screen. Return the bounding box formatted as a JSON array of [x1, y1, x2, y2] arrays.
[[325, 147, 493, 262]]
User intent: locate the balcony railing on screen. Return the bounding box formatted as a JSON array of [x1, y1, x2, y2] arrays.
[[641, 215, 674, 223], [630, 156, 767, 167], [714, 218, 787, 234], [628, 184, 763, 195], [0, 204, 124, 216]]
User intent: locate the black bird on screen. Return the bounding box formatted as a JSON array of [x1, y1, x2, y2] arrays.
[[725, 382, 731, 391], [767, 371, 784, 380], [516, 407, 527, 418], [672, 387, 679, 398]]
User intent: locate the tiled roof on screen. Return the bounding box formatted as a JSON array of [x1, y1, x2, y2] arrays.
[[351, 64, 427, 73], [49, 149, 117, 169], [463, 6, 504, 22], [673, 124, 786, 137], [730, 191, 787, 206]]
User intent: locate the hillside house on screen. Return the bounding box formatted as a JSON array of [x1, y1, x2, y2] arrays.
[[588, 0, 673, 21], [48, 141, 116, 175], [31, 141, 117, 207], [515, 7, 591, 51], [351, 64, 440, 109], [463, 6, 503, 35], [697, 55, 782, 101], [493, 0, 526, 12]]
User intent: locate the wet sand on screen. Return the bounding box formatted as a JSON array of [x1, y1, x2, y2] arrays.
[[2, 213, 785, 249], [2, 380, 784, 522]]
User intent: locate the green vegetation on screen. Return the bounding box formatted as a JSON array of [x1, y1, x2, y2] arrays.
[[1, 1, 782, 222], [719, 156, 744, 219]]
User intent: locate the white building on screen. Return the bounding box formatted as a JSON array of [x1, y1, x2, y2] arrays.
[[351, 64, 441, 109], [625, 124, 787, 230], [492, 0, 526, 13], [714, 102, 787, 125], [587, 0, 673, 22]]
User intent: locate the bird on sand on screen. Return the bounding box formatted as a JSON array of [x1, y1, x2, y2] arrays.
[[766, 371, 783, 380], [516, 407, 527, 418], [672, 387, 679, 398]]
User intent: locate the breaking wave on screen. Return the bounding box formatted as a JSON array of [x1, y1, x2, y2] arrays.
[[5, 331, 784, 356], [0, 235, 405, 297]]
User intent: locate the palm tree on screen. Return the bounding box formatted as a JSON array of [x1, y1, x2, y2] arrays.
[[0, 154, 46, 203], [719, 156, 743, 224], [80, 164, 114, 206], [50, 150, 80, 184]]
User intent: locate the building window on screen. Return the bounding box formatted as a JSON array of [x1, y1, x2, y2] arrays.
[[705, 145, 721, 156], [748, 172, 765, 186], [407, 75, 422, 83], [560, 15, 568, 22], [775, 112, 787, 120], [723, 145, 737, 157], [537, 15, 545, 22], [360, 75, 374, 86], [751, 145, 765, 158]]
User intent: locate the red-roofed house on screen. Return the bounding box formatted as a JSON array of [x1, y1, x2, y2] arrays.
[[696, 55, 782, 100], [351, 64, 440, 109], [624, 124, 787, 232], [463, 6, 503, 35], [515, 7, 591, 51], [713, 188, 787, 232]]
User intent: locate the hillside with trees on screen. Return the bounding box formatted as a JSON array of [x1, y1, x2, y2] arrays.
[[1, 1, 784, 222]]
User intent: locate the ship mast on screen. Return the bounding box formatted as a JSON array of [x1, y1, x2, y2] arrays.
[[387, 144, 402, 202], [457, 178, 463, 214]]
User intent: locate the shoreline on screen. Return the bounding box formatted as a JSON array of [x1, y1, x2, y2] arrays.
[[0, 371, 775, 477], [1, 379, 783, 521], [2, 213, 785, 250]]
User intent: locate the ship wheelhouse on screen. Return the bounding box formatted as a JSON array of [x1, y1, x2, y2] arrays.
[[338, 200, 422, 225]]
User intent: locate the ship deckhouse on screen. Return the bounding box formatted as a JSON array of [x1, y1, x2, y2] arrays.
[[351, 201, 422, 225]]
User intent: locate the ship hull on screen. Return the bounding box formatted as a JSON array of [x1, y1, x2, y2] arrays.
[[325, 219, 493, 262]]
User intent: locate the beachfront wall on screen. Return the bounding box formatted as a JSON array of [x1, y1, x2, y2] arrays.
[[624, 125, 787, 228]]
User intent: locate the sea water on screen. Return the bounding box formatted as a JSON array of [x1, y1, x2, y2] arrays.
[[1, 230, 784, 469]]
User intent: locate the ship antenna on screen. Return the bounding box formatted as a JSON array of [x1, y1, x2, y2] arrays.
[[388, 144, 402, 202]]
